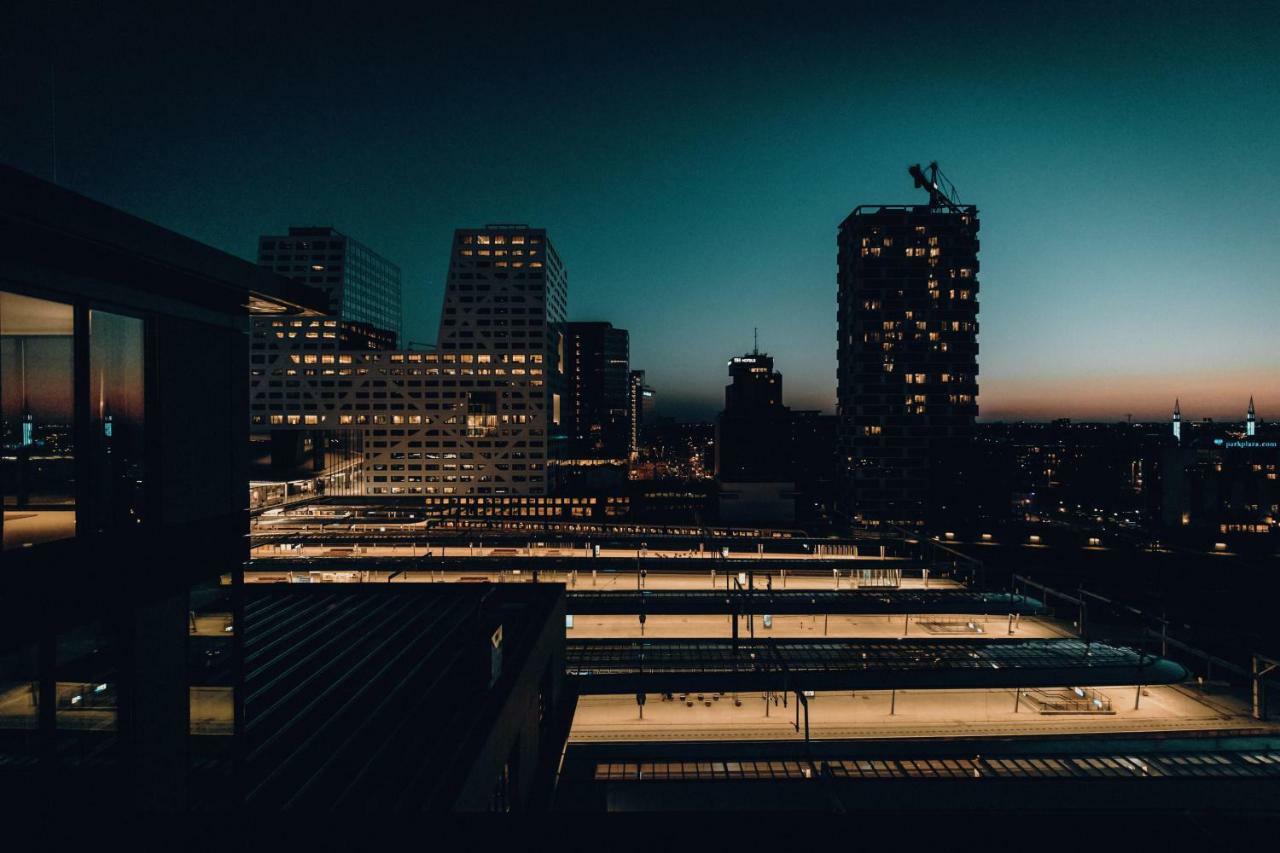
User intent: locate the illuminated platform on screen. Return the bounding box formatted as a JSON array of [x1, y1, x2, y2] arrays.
[[565, 590, 1044, 616], [566, 638, 1190, 694], [242, 566, 962, 592], [567, 613, 1068, 640], [568, 683, 1262, 742]]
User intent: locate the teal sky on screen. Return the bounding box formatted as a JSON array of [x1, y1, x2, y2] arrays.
[[3, 1, 1276, 420]]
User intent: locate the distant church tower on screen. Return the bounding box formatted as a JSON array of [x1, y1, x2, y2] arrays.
[[1172, 398, 1181, 442], [1247, 396, 1256, 437]]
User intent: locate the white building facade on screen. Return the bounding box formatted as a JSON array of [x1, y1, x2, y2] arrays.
[[249, 226, 566, 496]]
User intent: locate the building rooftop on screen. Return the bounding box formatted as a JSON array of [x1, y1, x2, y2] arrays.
[[0, 165, 328, 317], [239, 583, 563, 810]]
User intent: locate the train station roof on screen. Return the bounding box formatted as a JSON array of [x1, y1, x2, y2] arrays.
[[566, 638, 1189, 694]]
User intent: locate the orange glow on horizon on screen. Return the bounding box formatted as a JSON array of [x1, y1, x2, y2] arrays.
[[980, 369, 1278, 421]]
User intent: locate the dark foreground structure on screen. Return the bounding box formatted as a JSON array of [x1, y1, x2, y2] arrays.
[[234, 584, 568, 811], [0, 170, 572, 814], [0, 165, 323, 810]]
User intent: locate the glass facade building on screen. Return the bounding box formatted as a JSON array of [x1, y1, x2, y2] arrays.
[[257, 227, 401, 346]]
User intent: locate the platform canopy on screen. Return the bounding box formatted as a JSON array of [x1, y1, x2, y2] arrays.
[[566, 638, 1189, 694]]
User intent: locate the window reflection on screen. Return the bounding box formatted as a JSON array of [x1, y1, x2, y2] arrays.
[[1, 291, 76, 549], [0, 644, 38, 732], [89, 310, 145, 533], [55, 621, 117, 735]]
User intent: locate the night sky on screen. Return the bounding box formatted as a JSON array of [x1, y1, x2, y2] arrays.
[[3, 1, 1276, 421]]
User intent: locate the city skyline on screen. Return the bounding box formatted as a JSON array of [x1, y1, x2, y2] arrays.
[[2, 0, 1279, 818], [3, 2, 1277, 421]]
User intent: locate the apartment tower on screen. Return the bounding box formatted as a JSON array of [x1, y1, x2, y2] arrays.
[[836, 164, 980, 526]]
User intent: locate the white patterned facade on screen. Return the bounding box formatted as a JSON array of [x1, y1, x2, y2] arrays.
[[249, 226, 566, 496]]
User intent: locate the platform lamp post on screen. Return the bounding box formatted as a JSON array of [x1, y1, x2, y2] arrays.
[[1254, 655, 1279, 720], [1135, 603, 1149, 710]]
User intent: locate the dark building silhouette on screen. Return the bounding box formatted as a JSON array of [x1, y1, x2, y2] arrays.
[[0, 165, 325, 810], [789, 408, 840, 527], [563, 322, 630, 461], [837, 163, 980, 527], [714, 349, 837, 526], [1157, 399, 1276, 544], [0, 168, 577, 814], [715, 350, 790, 483]]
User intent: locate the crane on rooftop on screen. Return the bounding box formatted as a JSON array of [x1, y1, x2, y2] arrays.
[[908, 161, 963, 212]]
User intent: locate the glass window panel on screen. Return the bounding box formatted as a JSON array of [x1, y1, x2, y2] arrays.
[[0, 643, 39, 731], [89, 310, 145, 533], [1, 291, 76, 549], [55, 620, 118, 738]]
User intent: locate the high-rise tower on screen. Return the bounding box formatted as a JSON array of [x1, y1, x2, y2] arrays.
[[442, 225, 569, 460], [1173, 398, 1182, 442], [1247, 396, 1256, 437], [836, 163, 979, 527], [563, 321, 630, 460]]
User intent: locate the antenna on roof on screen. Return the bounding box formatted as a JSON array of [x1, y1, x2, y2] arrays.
[[753, 327, 758, 355], [908, 161, 961, 211]]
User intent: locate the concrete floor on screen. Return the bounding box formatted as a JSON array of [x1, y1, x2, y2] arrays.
[[191, 614, 233, 636], [2, 509, 75, 549], [569, 684, 1268, 743], [0, 681, 36, 729]]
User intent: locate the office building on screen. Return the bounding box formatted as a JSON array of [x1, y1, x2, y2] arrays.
[[251, 228, 401, 490], [563, 322, 630, 461], [249, 225, 567, 496], [257, 226, 402, 345], [836, 164, 980, 527]]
